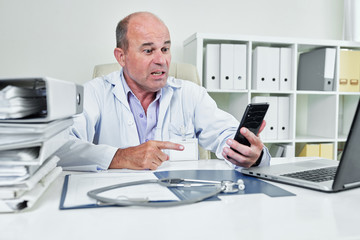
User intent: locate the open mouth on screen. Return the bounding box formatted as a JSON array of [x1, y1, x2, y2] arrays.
[[151, 71, 165, 76]]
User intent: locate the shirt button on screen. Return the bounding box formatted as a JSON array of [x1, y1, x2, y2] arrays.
[[145, 139, 149, 142], [128, 120, 134, 125], [139, 114, 144, 118]]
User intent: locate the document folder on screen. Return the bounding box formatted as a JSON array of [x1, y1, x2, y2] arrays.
[[205, 44, 220, 90], [252, 96, 278, 140], [233, 44, 247, 90], [0, 77, 83, 122], [0, 165, 61, 212], [298, 144, 320, 157], [0, 85, 46, 119], [0, 118, 73, 146], [283, 144, 295, 157], [297, 48, 336, 91], [279, 47, 292, 91], [277, 96, 290, 140], [269, 144, 285, 157], [0, 155, 59, 187], [252, 96, 269, 139], [339, 49, 360, 92], [319, 143, 334, 160], [220, 44, 234, 89], [252, 46, 280, 91], [0, 128, 69, 166]]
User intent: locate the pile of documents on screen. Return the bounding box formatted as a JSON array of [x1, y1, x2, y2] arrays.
[[0, 84, 47, 119], [0, 77, 83, 212]]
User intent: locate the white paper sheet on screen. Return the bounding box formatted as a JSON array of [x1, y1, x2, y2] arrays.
[[62, 172, 179, 208]]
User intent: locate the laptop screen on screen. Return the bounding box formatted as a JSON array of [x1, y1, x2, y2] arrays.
[[333, 100, 360, 191]]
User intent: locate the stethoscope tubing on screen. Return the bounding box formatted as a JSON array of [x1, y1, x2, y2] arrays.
[[87, 178, 224, 207]]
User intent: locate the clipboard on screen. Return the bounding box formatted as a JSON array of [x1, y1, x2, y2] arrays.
[[59, 170, 295, 210], [59, 172, 180, 210]]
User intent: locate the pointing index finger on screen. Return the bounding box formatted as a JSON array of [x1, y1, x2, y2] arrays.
[[157, 141, 184, 151]]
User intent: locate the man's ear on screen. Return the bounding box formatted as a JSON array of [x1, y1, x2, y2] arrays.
[[114, 48, 126, 67]]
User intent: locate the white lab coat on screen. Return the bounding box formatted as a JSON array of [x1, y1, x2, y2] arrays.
[[57, 70, 270, 171]]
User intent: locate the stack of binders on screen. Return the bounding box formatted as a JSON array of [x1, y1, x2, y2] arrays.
[[252, 95, 290, 141], [252, 46, 292, 91], [205, 43, 247, 90], [0, 77, 83, 212]]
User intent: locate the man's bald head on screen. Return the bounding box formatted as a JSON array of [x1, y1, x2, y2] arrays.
[[115, 12, 168, 53]]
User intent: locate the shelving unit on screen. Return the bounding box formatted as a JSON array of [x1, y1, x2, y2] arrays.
[[183, 33, 360, 160]]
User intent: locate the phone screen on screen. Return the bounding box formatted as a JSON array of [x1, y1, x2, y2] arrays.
[[232, 103, 269, 151]]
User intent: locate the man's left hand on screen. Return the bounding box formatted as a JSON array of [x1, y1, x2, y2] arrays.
[[222, 120, 266, 168]]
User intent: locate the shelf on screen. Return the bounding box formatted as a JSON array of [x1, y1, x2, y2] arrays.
[[207, 89, 248, 93], [338, 92, 360, 96], [262, 139, 293, 144], [337, 135, 348, 142], [184, 33, 360, 48], [295, 91, 337, 95], [295, 135, 336, 143], [250, 90, 293, 95], [183, 33, 360, 158]]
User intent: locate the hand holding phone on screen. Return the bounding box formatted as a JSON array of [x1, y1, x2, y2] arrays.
[[231, 103, 269, 154]]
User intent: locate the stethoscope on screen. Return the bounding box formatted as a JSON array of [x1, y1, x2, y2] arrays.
[[87, 178, 245, 207]]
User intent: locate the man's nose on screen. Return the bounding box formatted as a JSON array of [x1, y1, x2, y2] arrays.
[[153, 50, 167, 65]]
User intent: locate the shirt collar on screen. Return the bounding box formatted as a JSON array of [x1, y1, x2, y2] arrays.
[[120, 70, 162, 103]]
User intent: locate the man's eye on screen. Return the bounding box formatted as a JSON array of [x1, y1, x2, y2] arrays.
[[162, 48, 170, 53], [144, 49, 153, 54]]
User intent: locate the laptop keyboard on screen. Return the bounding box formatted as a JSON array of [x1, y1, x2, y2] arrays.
[[281, 166, 337, 182]]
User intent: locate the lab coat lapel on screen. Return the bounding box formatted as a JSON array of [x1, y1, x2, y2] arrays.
[[156, 85, 174, 140], [105, 71, 131, 111], [104, 71, 139, 145], [112, 84, 131, 111]]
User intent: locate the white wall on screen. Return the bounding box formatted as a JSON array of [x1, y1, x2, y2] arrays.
[[0, 0, 344, 84]]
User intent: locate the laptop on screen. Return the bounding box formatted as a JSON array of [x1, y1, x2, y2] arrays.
[[241, 100, 360, 192]]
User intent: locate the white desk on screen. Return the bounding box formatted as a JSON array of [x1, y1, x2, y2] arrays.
[[1, 158, 360, 240]]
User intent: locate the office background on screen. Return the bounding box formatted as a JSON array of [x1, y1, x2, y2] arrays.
[[0, 0, 343, 84]]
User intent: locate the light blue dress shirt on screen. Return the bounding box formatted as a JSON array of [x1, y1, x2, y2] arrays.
[[124, 76, 161, 144]]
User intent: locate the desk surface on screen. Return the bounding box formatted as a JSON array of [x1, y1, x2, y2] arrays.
[[1, 158, 360, 240]]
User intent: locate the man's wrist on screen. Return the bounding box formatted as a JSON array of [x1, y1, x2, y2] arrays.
[[109, 148, 125, 169], [251, 149, 263, 167]]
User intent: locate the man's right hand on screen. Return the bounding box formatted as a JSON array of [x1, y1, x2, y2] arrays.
[[109, 140, 184, 170]]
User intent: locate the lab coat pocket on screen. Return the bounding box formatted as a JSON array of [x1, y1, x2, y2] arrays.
[[168, 123, 198, 161], [168, 123, 195, 140]]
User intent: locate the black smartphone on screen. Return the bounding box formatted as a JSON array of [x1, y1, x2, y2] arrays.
[[231, 103, 269, 153]]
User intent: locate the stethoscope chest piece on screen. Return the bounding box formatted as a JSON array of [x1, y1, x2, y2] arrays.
[[221, 179, 245, 193]]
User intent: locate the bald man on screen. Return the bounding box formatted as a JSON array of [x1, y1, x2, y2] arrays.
[[57, 12, 270, 171]]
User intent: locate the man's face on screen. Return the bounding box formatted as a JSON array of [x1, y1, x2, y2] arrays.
[[117, 15, 171, 93]]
